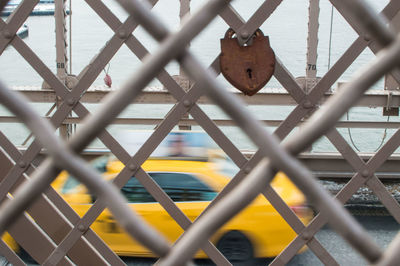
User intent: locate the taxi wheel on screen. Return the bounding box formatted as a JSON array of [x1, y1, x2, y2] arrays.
[[216, 230, 254, 265]]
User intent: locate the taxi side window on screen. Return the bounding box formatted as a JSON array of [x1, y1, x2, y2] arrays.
[[121, 173, 217, 203]]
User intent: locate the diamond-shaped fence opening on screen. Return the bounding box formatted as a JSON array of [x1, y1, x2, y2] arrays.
[[0, 0, 400, 265]]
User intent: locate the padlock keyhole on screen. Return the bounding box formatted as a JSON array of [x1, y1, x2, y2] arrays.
[[246, 68, 253, 79]]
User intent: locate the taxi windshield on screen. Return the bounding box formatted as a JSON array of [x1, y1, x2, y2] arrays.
[[61, 155, 110, 194]]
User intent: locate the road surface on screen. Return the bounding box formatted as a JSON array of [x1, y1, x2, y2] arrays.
[[0, 216, 398, 265]]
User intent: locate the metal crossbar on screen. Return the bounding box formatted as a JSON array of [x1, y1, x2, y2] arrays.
[[0, 0, 400, 265]]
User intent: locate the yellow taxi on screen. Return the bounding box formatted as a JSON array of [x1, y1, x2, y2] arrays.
[[6, 132, 313, 263]]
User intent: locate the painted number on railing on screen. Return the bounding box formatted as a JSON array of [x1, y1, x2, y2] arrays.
[[307, 64, 316, 70]]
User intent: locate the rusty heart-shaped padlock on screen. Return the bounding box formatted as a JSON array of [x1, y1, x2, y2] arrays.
[[219, 28, 275, 96]]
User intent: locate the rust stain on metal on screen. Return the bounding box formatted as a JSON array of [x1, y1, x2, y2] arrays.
[[220, 28, 276, 96]]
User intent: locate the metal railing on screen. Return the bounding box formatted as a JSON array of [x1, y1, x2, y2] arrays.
[[0, 0, 400, 265]]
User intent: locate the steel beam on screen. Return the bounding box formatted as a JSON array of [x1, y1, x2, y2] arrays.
[[11, 87, 400, 108]]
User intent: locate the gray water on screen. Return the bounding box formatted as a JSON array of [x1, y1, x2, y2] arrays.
[[0, 0, 398, 152]]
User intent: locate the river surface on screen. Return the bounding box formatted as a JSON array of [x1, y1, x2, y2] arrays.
[[0, 0, 398, 152]]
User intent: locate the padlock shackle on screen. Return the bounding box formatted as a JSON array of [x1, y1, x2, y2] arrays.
[[224, 28, 264, 39]]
